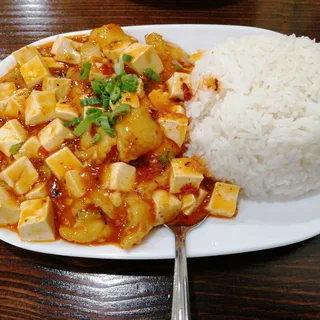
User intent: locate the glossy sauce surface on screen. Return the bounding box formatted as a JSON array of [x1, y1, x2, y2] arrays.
[[0, 28, 217, 248]]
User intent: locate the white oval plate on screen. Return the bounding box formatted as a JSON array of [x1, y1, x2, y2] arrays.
[[0, 25, 319, 259]]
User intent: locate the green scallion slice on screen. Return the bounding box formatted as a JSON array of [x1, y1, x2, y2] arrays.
[[63, 117, 81, 127], [120, 74, 138, 92], [102, 96, 110, 110], [160, 151, 175, 165], [144, 68, 160, 82], [174, 63, 183, 71], [86, 108, 103, 121], [168, 151, 175, 161], [73, 118, 92, 137], [9, 142, 23, 155], [110, 86, 121, 103], [122, 54, 133, 62], [104, 82, 115, 95], [99, 116, 116, 136], [80, 62, 92, 80], [81, 97, 102, 106], [109, 104, 131, 125], [92, 133, 102, 144], [91, 79, 106, 95]]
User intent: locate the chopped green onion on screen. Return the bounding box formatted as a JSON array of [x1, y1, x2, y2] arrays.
[[122, 54, 133, 62], [174, 63, 183, 71], [73, 109, 103, 136], [109, 104, 131, 125], [168, 151, 175, 161], [92, 133, 102, 144], [102, 96, 110, 110], [80, 62, 92, 80], [9, 142, 23, 155], [144, 68, 160, 82], [160, 153, 168, 165], [120, 74, 138, 92], [99, 116, 116, 136], [91, 79, 106, 95], [160, 151, 175, 165], [73, 104, 130, 137], [63, 117, 81, 127], [104, 82, 115, 95], [110, 86, 121, 103], [73, 118, 91, 137], [86, 107, 103, 120], [81, 97, 102, 106]]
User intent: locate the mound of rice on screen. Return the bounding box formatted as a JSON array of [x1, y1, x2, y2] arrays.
[[186, 34, 320, 198]]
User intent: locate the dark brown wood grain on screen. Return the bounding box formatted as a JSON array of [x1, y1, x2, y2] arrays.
[[0, 1, 320, 319]]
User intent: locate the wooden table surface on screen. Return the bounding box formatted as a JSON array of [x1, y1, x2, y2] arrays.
[[0, 1, 320, 319]]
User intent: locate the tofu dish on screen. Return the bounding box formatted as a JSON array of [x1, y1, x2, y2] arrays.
[[0, 24, 239, 249]]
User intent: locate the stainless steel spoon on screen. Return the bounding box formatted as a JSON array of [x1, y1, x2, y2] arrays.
[[165, 214, 208, 320]]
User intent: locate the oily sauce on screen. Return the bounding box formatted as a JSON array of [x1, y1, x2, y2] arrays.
[[0, 31, 225, 249]]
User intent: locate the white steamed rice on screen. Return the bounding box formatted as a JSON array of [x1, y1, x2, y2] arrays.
[[186, 34, 320, 198]]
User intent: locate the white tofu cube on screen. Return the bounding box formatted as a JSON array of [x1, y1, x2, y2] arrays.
[[42, 77, 71, 101], [65, 129, 76, 140], [89, 24, 134, 48], [13, 136, 41, 159], [0, 119, 27, 156], [45, 147, 83, 179], [170, 104, 185, 114], [20, 55, 51, 88], [110, 92, 140, 110], [158, 115, 188, 147], [101, 162, 136, 192], [51, 36, 81, 65], [152, 189, 181, 226], [25, 183, 48, 200], [13, 46, 41, 66], [170, 158, 204, 193], [38, 119, 73, 152], [64, 170, 86, 198], [56, 99, 79, 121], [0, 82, 17, 101], [102, 40, 132, 62], [182, 188, 207, 216], [2, 89, 30, 119], [181, 194, 196, 211], [0, 156, 39, 194], [42, 57, 65, 69], [25, 90, 56, 125], [0, 187, 20, 226], [121, 92, 140, 109], [148, 89, 171, 111], [18, 197, 55, 241], [80, 43, 102, 62], [109, 191, 122, 207], [206, 182, 240, 218], [166, 72, 191, 100], [121, 43, 164, 75], [51, 36, 81, 54]]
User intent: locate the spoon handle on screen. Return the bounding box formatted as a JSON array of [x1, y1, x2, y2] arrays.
[[171, 228, 191, 320]]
